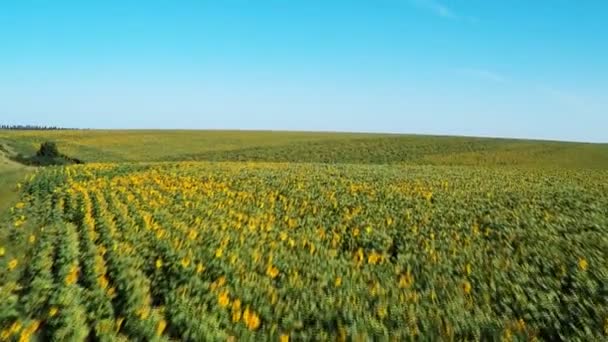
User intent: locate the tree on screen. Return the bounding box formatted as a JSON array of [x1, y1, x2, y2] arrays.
[[36, 141, 60, 158]]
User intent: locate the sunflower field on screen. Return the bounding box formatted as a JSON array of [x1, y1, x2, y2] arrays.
[[1, 162, 608, 340]]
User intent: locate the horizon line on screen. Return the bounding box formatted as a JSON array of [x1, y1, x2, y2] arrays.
[[1, 126, 605, 145]]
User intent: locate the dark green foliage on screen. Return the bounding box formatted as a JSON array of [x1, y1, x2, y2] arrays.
[[36, 142, 60, 158], [11, 141, 83, 166], [0, 124, 73, 130]]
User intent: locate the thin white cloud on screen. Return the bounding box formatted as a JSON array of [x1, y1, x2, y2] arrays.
[[410, 0, 456, 18], [409, 0, 479, 23], [454, 68, 506, 83]]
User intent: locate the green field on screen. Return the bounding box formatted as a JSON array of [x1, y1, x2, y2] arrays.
[[1, 129, 607, 168], [1, 130, 607, 340], [0, 143, 32, 216]]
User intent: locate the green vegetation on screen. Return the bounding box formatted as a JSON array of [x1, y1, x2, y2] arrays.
[[0, 144, 31, 215], [0, 129, 607, 340], [0, 130, 372, 163], [1, 129, 607, 168], [0, 144, 34, 295], [10, 141, 84, 167], [0, 169, 26, 216], [2, 162, 608, 340]]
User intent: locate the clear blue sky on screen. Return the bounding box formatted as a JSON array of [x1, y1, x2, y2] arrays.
[[1, 1, 606, 142]]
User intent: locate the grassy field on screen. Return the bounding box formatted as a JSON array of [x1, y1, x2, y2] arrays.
[[0, 130, 376, 163], [0, 143, 32, 215], [0, 130, 607, 340], [1, 129, 607, 168]]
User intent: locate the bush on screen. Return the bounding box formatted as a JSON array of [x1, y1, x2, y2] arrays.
[[11, 141, 83, 166], [36, 142, 60, 158]]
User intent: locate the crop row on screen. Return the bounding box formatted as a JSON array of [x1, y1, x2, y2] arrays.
[[1, 162, 607, 340]]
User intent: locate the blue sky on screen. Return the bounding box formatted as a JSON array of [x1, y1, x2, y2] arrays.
[[1, 0, 606, 142]]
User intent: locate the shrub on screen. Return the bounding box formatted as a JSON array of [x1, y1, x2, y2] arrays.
[[11, 141, 83, 166], [36, 142, 60, 158]]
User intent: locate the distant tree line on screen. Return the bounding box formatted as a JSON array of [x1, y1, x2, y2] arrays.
[[0, 124, 76, 130]]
